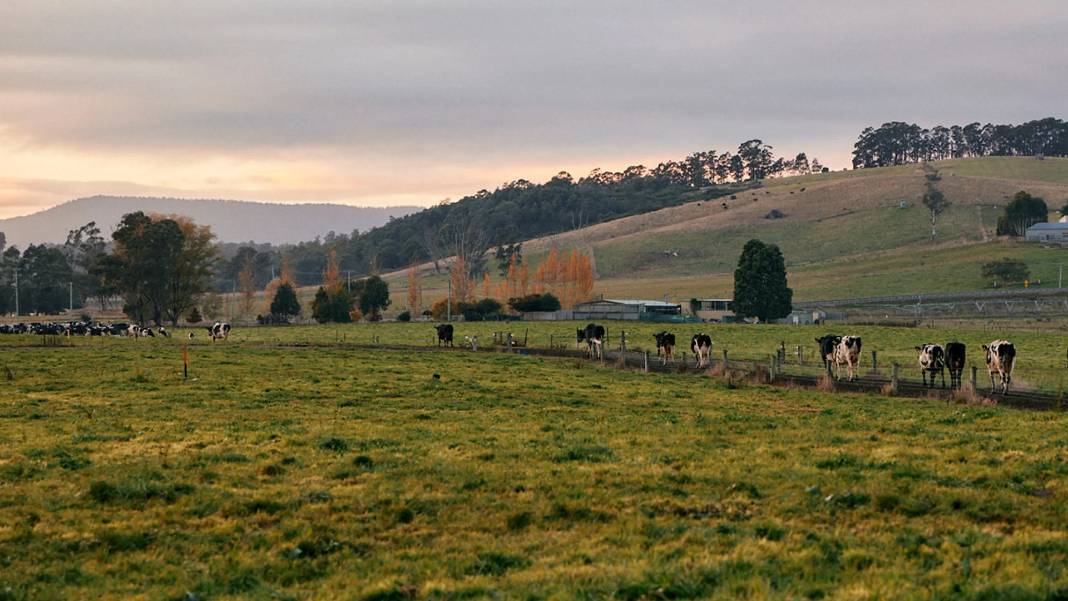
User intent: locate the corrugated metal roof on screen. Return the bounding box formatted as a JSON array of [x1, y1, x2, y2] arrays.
[[587, 298, 681, 308], [1027, 222, 1068, 230]]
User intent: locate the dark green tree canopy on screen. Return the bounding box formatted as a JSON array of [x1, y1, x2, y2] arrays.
[[732, 239, 792, 323], [853, 117, 1068, 168], [997, 191, 1048, 236], [357, 275, 391, 317], [311, 286, 353, 323], [270, 283, 301, 318]]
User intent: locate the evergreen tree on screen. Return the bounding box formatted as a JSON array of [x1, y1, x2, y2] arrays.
[[270, 283, 301, 320], [311, 287, 331, 323], [358, 275, 391, 318], [732, 240, 792, 322]]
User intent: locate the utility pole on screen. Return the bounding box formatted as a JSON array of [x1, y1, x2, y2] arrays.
[[1059, 264, 1063, 289], [69, 282, 73, 313], [13, 269, 18, 317], [346, 270, 351, 293], [447, 277, 452, 322]]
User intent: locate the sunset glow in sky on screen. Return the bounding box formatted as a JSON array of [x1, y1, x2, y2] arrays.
[[2, 0, 1066, 219]]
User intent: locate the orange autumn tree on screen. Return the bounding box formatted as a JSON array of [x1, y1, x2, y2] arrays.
[[449, 258, 476, 303], [406, 265, 422, 316], [323, 249, 343, 293], [530, 247, 595, 309]]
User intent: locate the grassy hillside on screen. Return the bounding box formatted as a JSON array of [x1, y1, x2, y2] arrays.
[[237, 157, 1067, 313], [509, 157, 1068, 302], [6, 332, 1068, 598]]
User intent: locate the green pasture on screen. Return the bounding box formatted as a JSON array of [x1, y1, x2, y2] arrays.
[[6, 321, 1068, 392], [5, 338, 1068, 599]]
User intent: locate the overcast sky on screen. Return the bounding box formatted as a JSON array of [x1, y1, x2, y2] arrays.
[[1, 0, 1066, 219]]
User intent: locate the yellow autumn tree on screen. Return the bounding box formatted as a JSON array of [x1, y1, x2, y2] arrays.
[[406, 265, 422, 316], [238, 255, 256, 316], [449, 258, 475, 303], [323, 249, 342, 293]]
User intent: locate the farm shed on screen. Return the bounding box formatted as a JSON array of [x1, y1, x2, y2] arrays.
[[773, 310, 828, 325], [572, 298, 682, 321], [1025, 222, 1068, 243], [689, 298, 736, 322]]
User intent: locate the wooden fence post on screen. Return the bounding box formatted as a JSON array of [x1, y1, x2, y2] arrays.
[[891, 363, 899, 394], [550, 334, 553, 350], [871, 350, 878, 373], [796, 345, 803, 365], [620, 330, 626, 353], [644, 351, 649, 373], [722, 349, 728, 369], [970, 365, 978, 391]]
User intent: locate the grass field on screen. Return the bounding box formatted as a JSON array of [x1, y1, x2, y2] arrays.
[[4, 326, 1068, 599]]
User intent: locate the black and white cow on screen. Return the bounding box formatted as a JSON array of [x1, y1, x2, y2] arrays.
[[577, 323, 606, 359], [815, 334, 840, 376], [207, 322, 231, 341], [157, 326, 170, 338], [832, 335, 862, 381], [983, 340, 1016, 393], [436, 324, 454, 347], [915, 343, 945, 388], [690, 334, 712, 368], [946, 342, 966, 389], [652, 331, 676, 365]]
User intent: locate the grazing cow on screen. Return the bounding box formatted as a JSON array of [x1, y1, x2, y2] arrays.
[[832, 336, 862, 381], [158, 326, 170, 338], [142, 327, 156, 338], [436, 324, 454, 347], [652, 331, 676, 365], [815, 335, 840, 376], [945, 342, 966, 389], [207, 322, 231, 341], [690, 334, 712, 368], [126, 324, 142, 338], [915, 343, 946, 388], [187, 332, 196, 340], [982, 340, 1016, 393], [576, 323, 606, 359]]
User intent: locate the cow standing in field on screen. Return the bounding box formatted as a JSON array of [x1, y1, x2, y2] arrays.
[[832, 336, 862, 381], [653, 331, 676, 365], [815, 334, 840, 376], [436, 324, 454, 347], [577, 323, 606, 359], [691, 334, 712, 368], [207, 322, 231, 341], [945, 342, 966, 390], [915, 343, 946, 388], [983, 340, 1016, 393]]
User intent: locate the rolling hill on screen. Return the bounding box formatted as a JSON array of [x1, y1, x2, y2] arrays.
[[0, 195, 421, 248], [386, 157, 1068, 306]]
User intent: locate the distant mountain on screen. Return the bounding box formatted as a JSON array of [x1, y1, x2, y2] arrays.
[[0, 195, 421, 247]]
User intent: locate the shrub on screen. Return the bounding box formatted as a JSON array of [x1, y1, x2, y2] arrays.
[[981, 258, 1030, 286], [186, 306, 203, 324], [397, 311, 411, 322], [508, 293, 561, 313]]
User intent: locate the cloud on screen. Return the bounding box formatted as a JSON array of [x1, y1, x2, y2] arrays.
[[0, 0, 1065, 218]]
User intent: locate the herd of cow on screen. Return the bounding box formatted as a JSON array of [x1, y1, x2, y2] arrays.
[[0, 321, 234, 341], [1, 317, 1022, 394], [435, 322, 1018, 394]]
